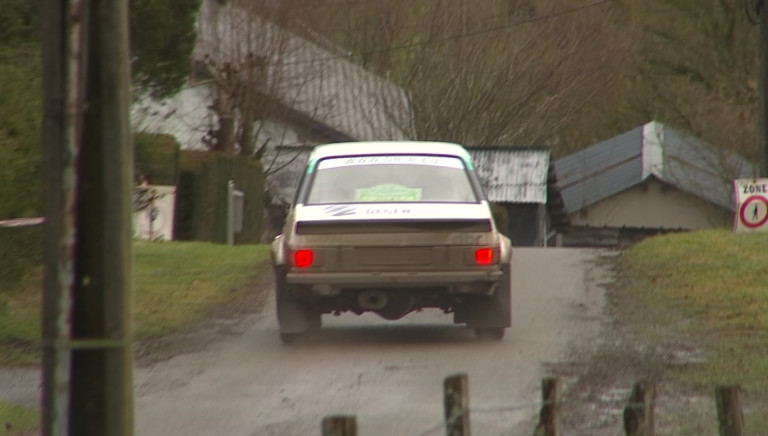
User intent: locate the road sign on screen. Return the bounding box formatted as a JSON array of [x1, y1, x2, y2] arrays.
[[734, 179, 768, 232]]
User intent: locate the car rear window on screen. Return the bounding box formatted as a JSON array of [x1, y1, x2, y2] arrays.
[[305, 155, 479, 204]]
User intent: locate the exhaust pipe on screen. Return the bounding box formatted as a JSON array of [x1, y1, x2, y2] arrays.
[[357, 290, 388, 310]]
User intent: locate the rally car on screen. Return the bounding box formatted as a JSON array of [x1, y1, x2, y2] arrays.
[[270, 141, 512, 342]]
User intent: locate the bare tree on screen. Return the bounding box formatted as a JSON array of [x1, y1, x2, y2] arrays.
[[194, 0, 295, 156], [191, 0, 414, 156], [622, 0, 759, 162], [289, 0, 635, 155]]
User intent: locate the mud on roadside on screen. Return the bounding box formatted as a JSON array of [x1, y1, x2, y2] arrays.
[[134, 261, 274, 367], [544, 251, 728, 436]]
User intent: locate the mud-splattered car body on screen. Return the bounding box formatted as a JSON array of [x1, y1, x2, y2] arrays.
[[271, 141, 512, 342]]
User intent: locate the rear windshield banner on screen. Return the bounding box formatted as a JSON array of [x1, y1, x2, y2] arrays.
[[295, 203, 492, 221]]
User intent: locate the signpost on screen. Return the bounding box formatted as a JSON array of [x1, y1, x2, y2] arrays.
[[734, 179, 768, 232]]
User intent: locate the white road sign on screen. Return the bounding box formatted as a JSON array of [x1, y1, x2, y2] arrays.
[[734, 179, 768, 232]]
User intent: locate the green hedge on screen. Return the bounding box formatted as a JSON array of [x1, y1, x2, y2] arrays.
[[175, 151, 265, 244], [134, 132, 180, 185]]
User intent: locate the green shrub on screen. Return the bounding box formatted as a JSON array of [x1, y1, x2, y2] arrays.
[[134, 132, 180, 186], [175, 151, 265, 244]]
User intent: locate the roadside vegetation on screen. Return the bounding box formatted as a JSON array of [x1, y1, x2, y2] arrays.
[[622, 229, 768, 390], [0, 240, 270, 366], [0, 240, 270, 435], [0, 400, 38, 436], [619, 229, 768, 433]]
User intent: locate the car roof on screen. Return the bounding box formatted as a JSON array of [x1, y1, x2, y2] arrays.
[[309, 141, 472, 162]]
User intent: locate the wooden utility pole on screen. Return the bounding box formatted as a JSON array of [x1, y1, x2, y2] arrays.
[[760, 0, 768, 176], [41, 0, 134, 435]]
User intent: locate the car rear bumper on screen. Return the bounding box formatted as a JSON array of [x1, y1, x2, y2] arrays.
[[285, 269, 503, 288]]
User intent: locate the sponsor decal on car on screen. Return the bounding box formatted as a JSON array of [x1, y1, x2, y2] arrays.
[[323, 205, 358, 217], [355, 184, 422, 202], [297, 203, 492, 222]]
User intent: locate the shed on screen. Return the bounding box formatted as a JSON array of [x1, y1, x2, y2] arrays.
[[554, 121, 755, 246], [468, 146, 569, 247]]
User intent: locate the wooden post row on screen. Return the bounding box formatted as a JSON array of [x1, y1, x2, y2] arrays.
[[322, 415, 357, 436], [533, 377, 560, 436], [623, 381, 656, 436], [444, 373, 471, 436], [716, 386, 744, 436]]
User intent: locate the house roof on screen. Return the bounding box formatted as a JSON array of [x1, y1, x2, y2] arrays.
[[555, 121, 756, 214], [194, 0, 415, 141]]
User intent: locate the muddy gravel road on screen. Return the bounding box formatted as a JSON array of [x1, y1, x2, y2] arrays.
[[134, 247, 614, 436], [0, 247, 617, 436]]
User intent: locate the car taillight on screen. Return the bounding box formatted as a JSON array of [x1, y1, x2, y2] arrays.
[[293, 249, 314, 268], [475, 248, 494, 265]]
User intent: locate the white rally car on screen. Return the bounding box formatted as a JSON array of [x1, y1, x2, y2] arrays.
[[270, 141, 512, 342]]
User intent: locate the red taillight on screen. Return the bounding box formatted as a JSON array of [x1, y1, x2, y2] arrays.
[[293, 249, 314, 268], [475, 248, 494, 265]]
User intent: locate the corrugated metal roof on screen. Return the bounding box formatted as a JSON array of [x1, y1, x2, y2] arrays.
[[554, 121, 756, 213], [468, 147, 550, 204], [194, 0, 414, 141]]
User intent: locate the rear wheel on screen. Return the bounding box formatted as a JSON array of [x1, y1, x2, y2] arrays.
[[274, 267, 321, 341], [464, 263, 511, 339]]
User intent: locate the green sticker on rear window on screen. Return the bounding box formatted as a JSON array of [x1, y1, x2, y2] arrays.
[[355, 184, 422, 202]]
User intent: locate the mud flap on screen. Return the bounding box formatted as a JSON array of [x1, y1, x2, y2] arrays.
[[274, 267, 321, 335], [464, 263, 511, 329]]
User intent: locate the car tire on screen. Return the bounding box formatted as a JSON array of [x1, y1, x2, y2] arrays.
[[464, 262, 511, 335], [274, 267, 321, 340]]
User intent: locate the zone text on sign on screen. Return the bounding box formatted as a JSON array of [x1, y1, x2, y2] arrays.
[[740, 183, 768, 194]]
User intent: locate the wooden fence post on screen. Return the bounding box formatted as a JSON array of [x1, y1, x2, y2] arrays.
[[533, 377, 560, 436], [444, 373, 471, 436], [716, 386, 744, 436], [322, 415, 357, 436], [623, 381, 656, 436]]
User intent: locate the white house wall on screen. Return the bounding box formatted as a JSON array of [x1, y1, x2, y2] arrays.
[[132, 84, 311, 150], [569, 178, 730, 230]]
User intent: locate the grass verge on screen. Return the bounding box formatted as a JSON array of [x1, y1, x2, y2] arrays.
[[0, 400, 38, 436], [620, 228, 768, 432], [1, 240, 271, 434], [0, 240, 271, 366]]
